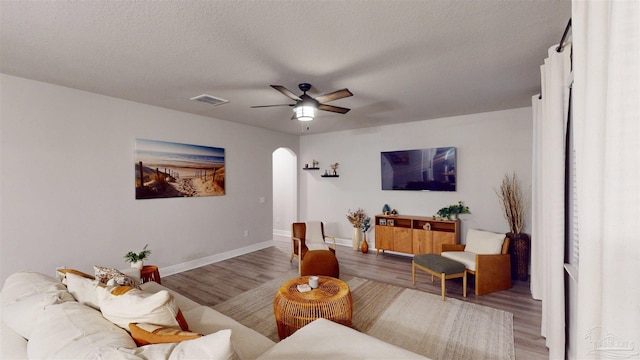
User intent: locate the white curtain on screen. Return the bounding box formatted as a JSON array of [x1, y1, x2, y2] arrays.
[[573, 1, 640, 359], [531, 43, 571, 359]]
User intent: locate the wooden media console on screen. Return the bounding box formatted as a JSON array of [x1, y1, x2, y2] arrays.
[[374, 214, 460, 256]]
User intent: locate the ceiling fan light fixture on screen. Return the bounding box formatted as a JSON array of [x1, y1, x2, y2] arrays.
[[294, 104, 315, 121], [254, 82, 352, 121]]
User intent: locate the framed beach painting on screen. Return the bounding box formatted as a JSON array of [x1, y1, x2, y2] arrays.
[[134, 139, 225, 199]]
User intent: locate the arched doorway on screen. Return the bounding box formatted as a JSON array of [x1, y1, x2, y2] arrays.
[[272, 148, 297, 242]]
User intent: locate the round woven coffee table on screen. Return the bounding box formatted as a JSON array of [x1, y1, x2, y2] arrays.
[[273, 276, 352, 339]]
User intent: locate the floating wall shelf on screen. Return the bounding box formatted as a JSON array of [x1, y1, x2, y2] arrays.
[[302, 167, 320, 170]]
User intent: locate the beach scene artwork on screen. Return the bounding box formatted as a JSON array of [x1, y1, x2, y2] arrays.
[[135, 139, 225, 199]]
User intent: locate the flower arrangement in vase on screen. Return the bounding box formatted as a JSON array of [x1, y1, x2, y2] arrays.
[[346, 208, 368, 251], [124, 244, 151, 269], [346, 208, 367, 228]]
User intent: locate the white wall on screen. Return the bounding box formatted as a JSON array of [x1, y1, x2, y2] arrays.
[[0, 75, 298, 283], [1, 74, 532, 283], [298, 107, 533, 246]]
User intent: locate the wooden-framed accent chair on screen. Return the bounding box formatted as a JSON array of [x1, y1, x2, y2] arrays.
[[290, 221, 336, 275], [441, 228, 511, 296]]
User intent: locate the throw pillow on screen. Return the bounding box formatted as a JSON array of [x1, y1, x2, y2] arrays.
[[129, 323, 202, 346], [464, 228, 506, 255], [65, 272, 104, 309], [97, 286, 190, 331], [104, 329, 236, 360], [94, 266, 139, 288], [56, 268, 95, 285]]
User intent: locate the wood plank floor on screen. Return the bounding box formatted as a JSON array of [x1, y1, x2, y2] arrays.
[[162, 241, 548, 359]]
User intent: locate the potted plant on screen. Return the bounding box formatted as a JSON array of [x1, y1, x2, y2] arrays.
[[360, 216, 371, 253], [436, 201, 471, 220], [346, 208, 367, 251], [124, 244, 151, 270], [496, 173, 530, 281]]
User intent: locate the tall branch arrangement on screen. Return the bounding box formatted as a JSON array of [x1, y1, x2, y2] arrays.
[[496, 173, 524, 234]]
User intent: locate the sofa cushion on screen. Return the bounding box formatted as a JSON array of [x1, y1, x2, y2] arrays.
[[129, 323, 202, 346], [97, 286, 189, 331], [256, 318, 428, 360], [183, 306, 275, 360], [65, 272, 104, 309], [464, 229, 505, 255], [1, 272, 70, 304], [27, 301, 136, 359], [441, 251, 478, 271], [105, 329, 236, 360], [1, 320, 28, 359], [0, 272, 75, 339]]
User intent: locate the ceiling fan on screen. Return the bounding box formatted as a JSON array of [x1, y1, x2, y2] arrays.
[[251, 83, 353, 121]]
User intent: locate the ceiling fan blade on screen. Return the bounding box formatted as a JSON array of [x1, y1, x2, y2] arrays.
[[271, 85, 302, 101], [250, 104, 294, 108], [318, 104, 351, 114], [315, 88, 353, 103]]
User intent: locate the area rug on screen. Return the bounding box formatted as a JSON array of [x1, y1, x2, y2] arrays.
[[213, 275, 515, 360]]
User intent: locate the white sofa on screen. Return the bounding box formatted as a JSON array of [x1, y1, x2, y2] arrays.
[[1, 271, 430, 360]]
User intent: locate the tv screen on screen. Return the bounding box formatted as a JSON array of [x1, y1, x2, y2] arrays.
[[381, 147, 456, 191]]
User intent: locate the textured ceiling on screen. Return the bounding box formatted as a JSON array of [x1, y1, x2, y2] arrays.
[[0, 1, 571, 135]]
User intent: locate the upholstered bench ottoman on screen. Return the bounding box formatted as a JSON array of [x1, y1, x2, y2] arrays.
[[412, 253, 467, 301]]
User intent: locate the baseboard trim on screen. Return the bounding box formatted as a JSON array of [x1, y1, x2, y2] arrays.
[[159, 240, 275, 277], [162, 233, 402, 277], [272, 228, 289, 237], [273, 233, 360, 250]]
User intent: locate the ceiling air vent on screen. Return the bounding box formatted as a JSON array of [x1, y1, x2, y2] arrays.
[[190, 94, 229, 106]]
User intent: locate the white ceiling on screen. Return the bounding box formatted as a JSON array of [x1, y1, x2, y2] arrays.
[[0, 0, 571, 135]]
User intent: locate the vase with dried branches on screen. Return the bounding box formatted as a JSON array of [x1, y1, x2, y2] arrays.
[[496, 173, 530, 281]]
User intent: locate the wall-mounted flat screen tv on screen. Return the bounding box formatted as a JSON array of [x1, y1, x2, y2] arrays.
[[381, 147, 456, 191]]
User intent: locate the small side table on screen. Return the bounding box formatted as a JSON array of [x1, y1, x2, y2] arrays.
[[140, 265, 161, 284], [273, 276, 352, 339]]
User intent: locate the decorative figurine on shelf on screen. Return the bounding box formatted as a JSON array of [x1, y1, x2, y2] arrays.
[[324, 169, 329, 176], [330, 163, 339, 175], [382, 204, 391, 215], [390, 208, 398, 216], [312, 159, 319, 168]]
